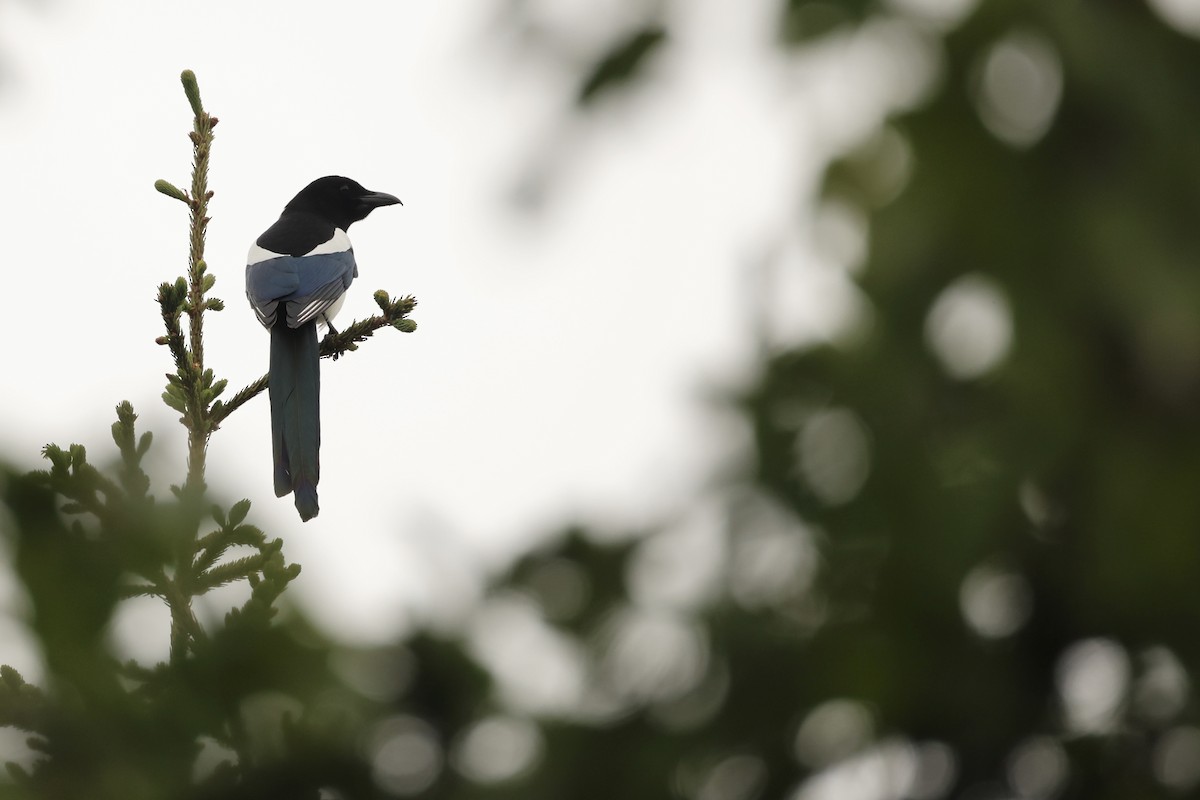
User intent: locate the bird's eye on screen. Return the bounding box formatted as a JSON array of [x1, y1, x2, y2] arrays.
[[340, 184, 349, 192]]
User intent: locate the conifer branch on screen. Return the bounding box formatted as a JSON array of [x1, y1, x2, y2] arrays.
[[0, 666, 48, 735], [153, 567, 209, 656], [154, 70, 225, 502], [150, 70, 231, 660], [210, 292, 418, 425], [182, 69, 218, 495], [2, 68, 324, 792]]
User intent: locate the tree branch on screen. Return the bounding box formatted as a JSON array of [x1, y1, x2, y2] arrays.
[[210, 292, 418, 426], [182, 70, 218, 496]]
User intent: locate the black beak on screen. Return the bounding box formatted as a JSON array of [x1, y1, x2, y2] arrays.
[[361, 190, 402, 209]]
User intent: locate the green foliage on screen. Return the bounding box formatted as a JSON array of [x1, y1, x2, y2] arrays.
[[153, 179, 189, 204], [468, 1, 1200, 798], [5, 2, 1200, 798], [0, 465, 311, 799], [0, 69, 421, 798], [577, 26, 666, 106], [779, 0, 874, 45]]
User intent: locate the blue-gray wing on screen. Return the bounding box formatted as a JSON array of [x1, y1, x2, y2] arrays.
[[246, 250, 358, 329]]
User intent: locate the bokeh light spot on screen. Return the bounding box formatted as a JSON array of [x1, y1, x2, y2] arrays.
[[797, 408, 872, 505], [697, 754, 768, 800], [1133, 646, 1190, 724], [909, 742, 958, 800], [469, 595, 587, 714], [795, 698, 875, 768], [972, 30, 1063, 147], [728, 496, 818, 610], [814, 199, 869, 273], [371, 715, 443, 796], [1146, 0, 1200, 38], [652, 659, 731, 732], [959, 563, 1032, 639], [453, 715, 543, 784], [597, 607, 709, 704], [840, 127, 915, 209], [1006, 736, 1068, 800], [924, 274, 1013, 380], [790, 739, 921, 800], [628, 501, 725, 611], [1018, 479, 1061, 531], [1154, 726, 1200, 791], [1056, 638, 1130, 734]]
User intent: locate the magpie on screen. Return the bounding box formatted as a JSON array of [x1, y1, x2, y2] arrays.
[[245, 176, 402, 521]]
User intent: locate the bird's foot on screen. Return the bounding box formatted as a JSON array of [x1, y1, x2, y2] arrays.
[[321, 319, 342, 359]]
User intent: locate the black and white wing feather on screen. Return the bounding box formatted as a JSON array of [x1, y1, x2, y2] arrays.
[[245, 229, 358, 329]]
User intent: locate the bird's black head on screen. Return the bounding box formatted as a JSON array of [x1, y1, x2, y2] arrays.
[[284, 176, 402, 230]]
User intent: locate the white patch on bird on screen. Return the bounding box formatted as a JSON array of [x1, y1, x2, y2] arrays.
[[296, 298, 325, 326], [246, 230, 349, 265], [320, 293, 348, 327], [305, 228, 352, 256], [246, 243, 285, 265]]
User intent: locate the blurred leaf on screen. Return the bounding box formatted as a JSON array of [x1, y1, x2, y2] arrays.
[[577, 27, 666, 106], [779, 0, 874, 45]]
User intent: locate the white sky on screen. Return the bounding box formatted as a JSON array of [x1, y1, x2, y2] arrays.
[[0, 0, 927, 649]]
